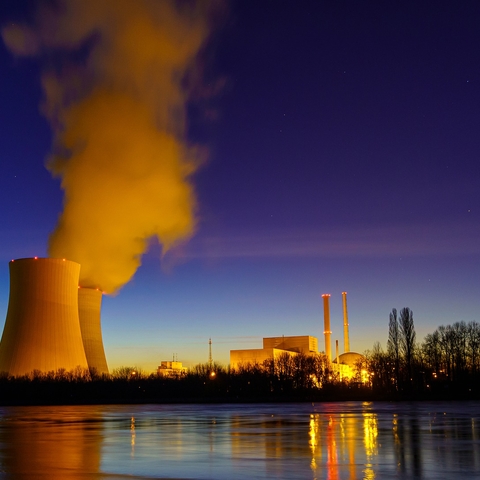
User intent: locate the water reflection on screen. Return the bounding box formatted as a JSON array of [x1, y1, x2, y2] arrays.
[[0, 406, 104, 478], [0, 402, 479, 479]]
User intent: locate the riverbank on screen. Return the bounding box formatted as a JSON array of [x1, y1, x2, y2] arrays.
[[1, 374, 478, 406]]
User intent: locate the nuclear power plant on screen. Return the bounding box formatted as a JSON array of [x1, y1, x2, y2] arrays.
[[230, 291, 364, 377], [0, 257, 109, 377]]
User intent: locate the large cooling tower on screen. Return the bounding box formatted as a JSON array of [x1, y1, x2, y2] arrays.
[[78, 287, 109, 375], [0, 258, 89, 377]]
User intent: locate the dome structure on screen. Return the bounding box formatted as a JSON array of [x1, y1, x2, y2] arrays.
[[337, 351, 365, 368]]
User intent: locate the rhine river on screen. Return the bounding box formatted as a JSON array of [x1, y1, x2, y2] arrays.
[[0, 401, 479, 479]]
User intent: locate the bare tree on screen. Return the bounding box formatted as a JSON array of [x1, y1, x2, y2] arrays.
[[399, 307, 416, 388], [387, 308, 401, 390], [423, 330, 441, 376], [467, 321, 480, 381]]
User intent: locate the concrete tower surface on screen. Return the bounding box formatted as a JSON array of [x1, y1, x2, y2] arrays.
[[0, 258, 89, 376], [322, 294, 332, 362], [78, 287, 109, 375], [342, 291, 350, 353]]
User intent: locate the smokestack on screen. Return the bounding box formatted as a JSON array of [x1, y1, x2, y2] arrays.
[[78, 287, 109, 375], [322, 294, 332, 362], [336, 339, 339, 364], [0, 258, 89, 377], [342, 291, 350, 353]]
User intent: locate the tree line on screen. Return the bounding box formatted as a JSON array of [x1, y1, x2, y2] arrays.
[[0, 354, 364, 405], [1, 307, 479, 404], [364, 307, 480, 397]]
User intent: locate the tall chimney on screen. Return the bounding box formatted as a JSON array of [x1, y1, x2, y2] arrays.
[[342, 291, 350, 353], [0, 258, 88, 376], [78, 287, 109, 375], [322, 294, 332, 362]]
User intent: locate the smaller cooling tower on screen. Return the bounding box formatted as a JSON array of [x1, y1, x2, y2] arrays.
[[0, 258, 88, 377], [78, 287, 109, 375]]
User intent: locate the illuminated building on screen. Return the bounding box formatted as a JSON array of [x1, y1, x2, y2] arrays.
[[0, 257, 110, 377], [157, 361, 188, 377], [331, 292, 365, 380], [230, 292, 365, 380], [0, 258, 89, 376], [230, 336, 317, 369]]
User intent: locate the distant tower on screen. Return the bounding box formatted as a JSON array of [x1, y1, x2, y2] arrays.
[[208, 338, 213, 369], [78, 287, 109, 375], [0, 258, 89, 376], [322, 294, 332, 362], [342, 291, 350, 353]]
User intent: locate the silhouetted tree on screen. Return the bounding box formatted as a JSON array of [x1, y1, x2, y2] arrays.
[[423, 330, 441, 376], [387, 308, 401, 390], [399, 307, 416, 389], [366, 342, 394, 394], [467, 321, 480, 381]]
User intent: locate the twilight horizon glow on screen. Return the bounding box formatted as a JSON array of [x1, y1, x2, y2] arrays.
[[0, 1, 479, 372]]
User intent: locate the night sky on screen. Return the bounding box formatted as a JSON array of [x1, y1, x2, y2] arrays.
[[0, 1, 479, 371]]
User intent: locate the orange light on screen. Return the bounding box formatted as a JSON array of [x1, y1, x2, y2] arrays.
[[34, 257, 38, 260]]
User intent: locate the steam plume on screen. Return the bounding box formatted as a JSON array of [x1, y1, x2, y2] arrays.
[[2, 0, 213, 293]]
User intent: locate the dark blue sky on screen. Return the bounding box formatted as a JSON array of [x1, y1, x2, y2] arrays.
[[0, 1, 479, 370]]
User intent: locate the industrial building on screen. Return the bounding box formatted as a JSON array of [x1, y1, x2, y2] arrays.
[[230, 292, 364, 380], [0, 257, 109, 377], [157, 361, 188, 377], [231, 336, 317, 368]]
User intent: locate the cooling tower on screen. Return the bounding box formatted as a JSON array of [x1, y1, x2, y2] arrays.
[[78, 287, 109, 375], [0, 258, 89, 377], [342, 291, 350, 353], [322, 294, 332, 362]]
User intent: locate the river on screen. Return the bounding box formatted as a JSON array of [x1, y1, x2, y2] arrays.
[[0, 401, 479, 479]]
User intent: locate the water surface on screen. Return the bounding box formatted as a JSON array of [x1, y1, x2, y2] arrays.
[[0, 401, 479, 479]]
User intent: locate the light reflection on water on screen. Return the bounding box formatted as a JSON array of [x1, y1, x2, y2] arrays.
[[0, 401, 479, 479]]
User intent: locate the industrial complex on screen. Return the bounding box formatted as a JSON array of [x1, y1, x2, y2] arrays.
[[0, 257, 108, 377], [230, 291, 364, 379], [0, 257, 362, 379]]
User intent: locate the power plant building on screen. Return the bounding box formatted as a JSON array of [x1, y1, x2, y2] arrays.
[[157, 361, 188, 377], [0, 257, 109, 377], [0, 258, 89, 377], [230, 336, 318, 369], [230, 292, 365, 381]]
